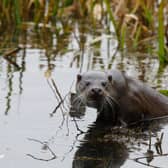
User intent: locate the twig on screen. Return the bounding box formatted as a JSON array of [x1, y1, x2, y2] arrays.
[[47, 79, 61, 103], [47, 79, 64, 117], [51, 78, 64, 103], [3, 47, 21, 57], [128, 115, 168, 127], [50, 98, 65, 117], [27, 138, 57, 162], [47, 79, 66, 117], [155, 132, 164, 154], [73, 117, 84, 133], [49, 78, 75, 116], [134, 153, 168, 168], [49, 78, 70, 116], [66, 115, 70, 136]]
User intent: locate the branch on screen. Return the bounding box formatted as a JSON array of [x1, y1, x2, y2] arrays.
[[27, 138, 57, 162]]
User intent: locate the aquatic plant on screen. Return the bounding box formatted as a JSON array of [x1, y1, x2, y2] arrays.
[[158, 0, 167, 64], [0, 0, 168, 63]]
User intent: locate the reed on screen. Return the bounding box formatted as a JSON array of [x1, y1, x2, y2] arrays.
[[104, 0, 119, 36], [14, 0, 21, 25], [0, 0, 168, 64], [158, 0, 167, 64], [133, 26, 141, 49]]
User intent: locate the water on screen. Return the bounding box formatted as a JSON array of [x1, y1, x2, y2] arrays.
[[0, 21, 168, 168]]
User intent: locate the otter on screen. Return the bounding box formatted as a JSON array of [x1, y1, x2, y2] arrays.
[[75, 69, 168, 126]]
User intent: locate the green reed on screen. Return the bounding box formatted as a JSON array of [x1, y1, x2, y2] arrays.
[[158, 0, 167, 64], [0, 0, 168, 64], [14, 0, 21, 25], [104, 0, 118, 34], [133, 26, 141, 49]]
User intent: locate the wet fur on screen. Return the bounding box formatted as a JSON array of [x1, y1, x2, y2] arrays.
[[75, 70, 168, 125]]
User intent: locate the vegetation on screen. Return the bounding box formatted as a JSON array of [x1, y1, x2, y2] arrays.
[[160, 90, 168, 96], [0, 0, 168, 64]]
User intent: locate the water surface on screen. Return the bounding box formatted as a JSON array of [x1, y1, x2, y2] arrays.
[[0, 21, 168, 168]]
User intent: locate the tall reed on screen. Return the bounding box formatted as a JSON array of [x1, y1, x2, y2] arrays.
[[158, 0, 167, 64], [0, 0, 168, 64]]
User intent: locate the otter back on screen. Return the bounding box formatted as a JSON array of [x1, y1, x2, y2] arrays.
[[75, 70, 168, 125]]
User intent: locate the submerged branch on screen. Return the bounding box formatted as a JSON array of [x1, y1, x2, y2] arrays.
[[27, 138, 57, 162], [49, 78, 75, 116], [134, 153, 168, 168], [47, 78, 67, 117]]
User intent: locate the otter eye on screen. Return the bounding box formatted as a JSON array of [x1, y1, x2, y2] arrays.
[[108, 75, 112, 82], [101, 82, 107, 87], [85, 81, 90, 86], [77, 74, 82, 82]]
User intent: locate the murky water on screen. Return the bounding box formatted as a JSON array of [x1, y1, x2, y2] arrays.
[[0, 21, 168, 168]]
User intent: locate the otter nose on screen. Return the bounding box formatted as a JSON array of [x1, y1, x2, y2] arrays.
[[91, 88, 103, 96]]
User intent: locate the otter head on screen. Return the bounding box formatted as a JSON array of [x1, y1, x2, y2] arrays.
[[75, 71, 119, 114]]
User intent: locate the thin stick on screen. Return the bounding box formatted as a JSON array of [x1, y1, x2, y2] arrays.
[[73, 117, 84, 133], [27, 138, 57, 161], [50, 100, 65, 117], [128, 115, 168, 127], [3, 47, 21, 57], [49, 79, 75, 116], [51, 78, 64, 102], [47, 79, 60, 102], [134, 153, 168, 168], [51, 78, 68, 111], [66, 115, 70, 136], [47, 79, 65, 117]]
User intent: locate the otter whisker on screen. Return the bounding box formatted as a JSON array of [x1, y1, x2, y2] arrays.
[[96, 98, 106, 113], [72, 94, 85, 105], [76, 100, 85, 110], [72, 92, 87, 110], [72, 97, 82, 106], [106, 95, 120, 108], [104, 97, 115, 112], [75, 70, 168, 125]]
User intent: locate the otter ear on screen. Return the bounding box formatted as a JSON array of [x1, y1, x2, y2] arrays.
[[108, 75, 112, 82], [77, 74, 82, 82]]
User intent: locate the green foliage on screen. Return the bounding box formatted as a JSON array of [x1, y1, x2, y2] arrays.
[[14, 0, 21, 25], [120, 24, 126, 50], [104, 0, 119, 41], [141, 2, 153, 27], [158, 0, 167, 64], [133, 26, 141, 49], [0, 0, 168, 64], [64, 0, 73, 7], [159, 90, 168, 96]]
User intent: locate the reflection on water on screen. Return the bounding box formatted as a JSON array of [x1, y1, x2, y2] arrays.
[[0, 19, 168, 168], [71, 100, 168, 168], [73, 122, 129, 168]]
